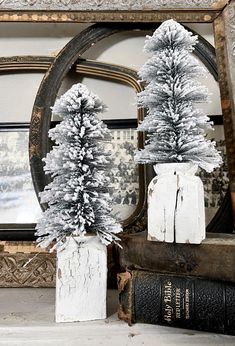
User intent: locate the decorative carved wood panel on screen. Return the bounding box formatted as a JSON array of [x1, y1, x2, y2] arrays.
[[0, 241, 55, 287], [0, 241, 118, 288]]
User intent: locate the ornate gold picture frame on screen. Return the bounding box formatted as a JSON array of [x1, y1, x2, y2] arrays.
[[0, 1, 228, 23]]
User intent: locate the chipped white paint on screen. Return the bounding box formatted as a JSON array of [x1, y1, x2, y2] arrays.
[[56, 236, 107, 323], [148, 163, 205, 244]]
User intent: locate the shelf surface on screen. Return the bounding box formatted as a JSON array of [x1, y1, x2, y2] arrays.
[[0, 288, 234, 346]]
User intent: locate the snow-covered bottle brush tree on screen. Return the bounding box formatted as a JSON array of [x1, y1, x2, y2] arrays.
[[36, 83, 121, 322], [135, 19, 222, 244]]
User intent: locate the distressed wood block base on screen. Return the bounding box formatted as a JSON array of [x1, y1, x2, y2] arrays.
[[148, 163, 205, 244], [56, 236, 107, 323]]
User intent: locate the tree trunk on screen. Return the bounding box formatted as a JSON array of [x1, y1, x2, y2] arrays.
[[56, 236, 107, 322], [148, 163, 205, 244]]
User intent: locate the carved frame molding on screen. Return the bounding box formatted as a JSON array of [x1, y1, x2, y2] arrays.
[[0, 0, 228, 11], [0, 0, 228, 23], [0, 11, 222, 23], [214, 0, 235, 221], [0, 241, 55, 287]]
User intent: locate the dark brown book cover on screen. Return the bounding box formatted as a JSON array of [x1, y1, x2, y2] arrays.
[[118, 270, 235, 335], [116, 231, 235, 283]]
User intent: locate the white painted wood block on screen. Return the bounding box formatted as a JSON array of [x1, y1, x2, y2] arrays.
[[175, 172, 205, 244], [56, 236, 107, 323], [148, 174, 177, 243], [148, 163, 205, 244]]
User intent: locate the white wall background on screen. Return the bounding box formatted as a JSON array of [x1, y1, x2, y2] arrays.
[[0, 22, 222, 123]]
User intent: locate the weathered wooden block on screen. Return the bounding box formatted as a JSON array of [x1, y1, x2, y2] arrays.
[[56, 236, 107, 323], [148, 163, 205, 244]]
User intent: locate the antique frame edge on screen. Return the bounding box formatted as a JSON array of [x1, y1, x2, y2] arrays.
[[0, 10, 221, 24]]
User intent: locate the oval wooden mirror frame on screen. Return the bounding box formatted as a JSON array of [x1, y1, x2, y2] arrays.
[[29, 23, 233, 234]]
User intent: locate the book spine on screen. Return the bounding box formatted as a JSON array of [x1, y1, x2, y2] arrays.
[[117, 233, 235, 283], [118, 271, 235, 335]]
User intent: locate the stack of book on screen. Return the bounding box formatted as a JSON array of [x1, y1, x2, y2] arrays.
[[117, 231, 235, 335]]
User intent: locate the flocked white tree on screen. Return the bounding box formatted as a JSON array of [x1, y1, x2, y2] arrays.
[[36, 83, 121, 250], [135, 19, 222, 173]]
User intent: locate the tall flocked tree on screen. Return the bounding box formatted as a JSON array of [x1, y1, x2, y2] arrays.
[[135, 19, 222, 172], [36, 83, 121, 250]]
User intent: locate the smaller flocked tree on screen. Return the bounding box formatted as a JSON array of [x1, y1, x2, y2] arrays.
[[135, 19, 222, 173], [36, 83, 121, 250]]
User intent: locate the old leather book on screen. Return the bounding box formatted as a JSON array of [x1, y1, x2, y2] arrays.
[[116, 231, 235, 283], [118, 270, 235, 335]]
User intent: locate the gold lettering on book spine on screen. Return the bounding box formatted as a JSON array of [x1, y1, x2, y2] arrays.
[[163, 280, 173, 322], [185, 288, 190, 319], [175, 288, 181, 319]]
